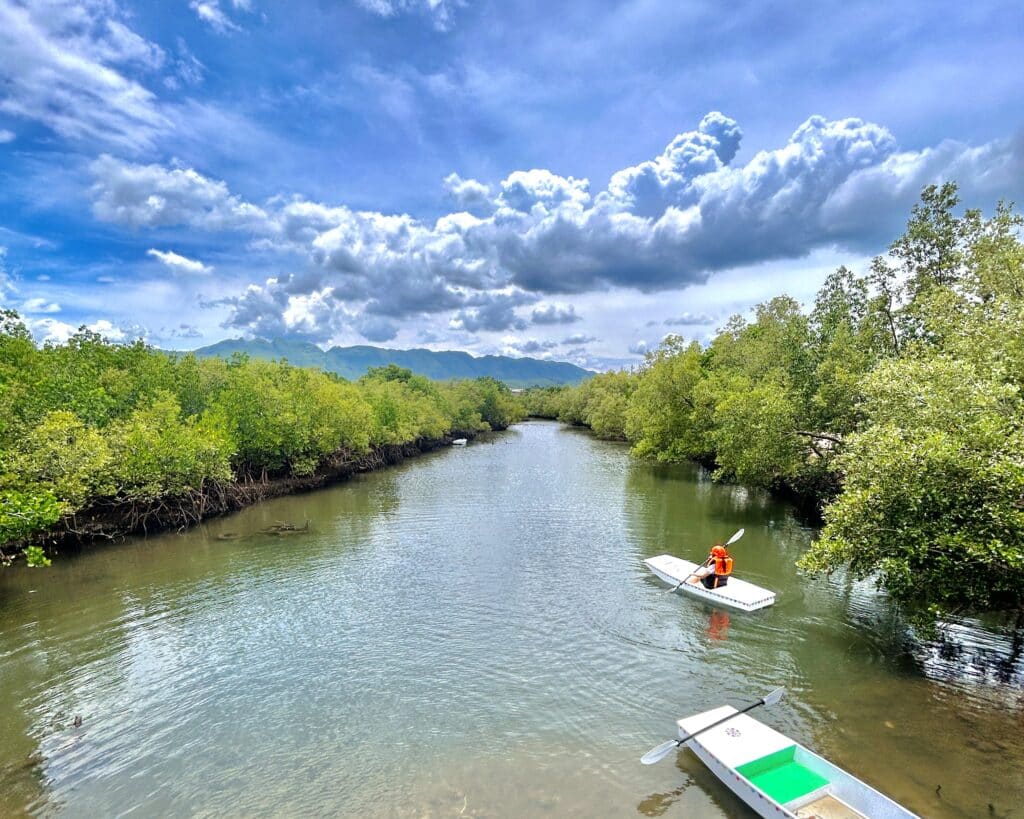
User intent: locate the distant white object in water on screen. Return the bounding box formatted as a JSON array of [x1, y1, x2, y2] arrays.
[[452, 438, 468, 446], [669, 705, 918, 818], [645, 554, 775, 611]]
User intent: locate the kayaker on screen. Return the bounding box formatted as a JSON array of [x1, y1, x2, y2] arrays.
[[689, 544, 733, 589]]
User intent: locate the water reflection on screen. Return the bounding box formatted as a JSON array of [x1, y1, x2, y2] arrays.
[[706, 610, 730, 642], [0, 422, 1021, 817]]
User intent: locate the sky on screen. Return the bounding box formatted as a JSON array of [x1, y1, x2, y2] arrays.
[[0, 0, 1022, 370]]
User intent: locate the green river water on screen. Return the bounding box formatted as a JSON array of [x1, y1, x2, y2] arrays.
[[1, 421, 1022, 817]]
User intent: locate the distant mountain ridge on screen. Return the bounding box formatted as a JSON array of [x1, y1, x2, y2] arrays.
[[189, 338, 593, 387]]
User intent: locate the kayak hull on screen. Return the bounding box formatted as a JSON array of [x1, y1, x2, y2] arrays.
[[645, 554, 776, 611], [676, 707, 919, 819]]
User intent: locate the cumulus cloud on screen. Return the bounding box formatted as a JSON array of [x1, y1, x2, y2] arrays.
[[449, 291, 531, 332], [147, 248, 212, 275], [91, 155, 270, 230], [628, 340, 650, 355], [20, 297, 61, 314], [354, 314, 399, 342], [499, 169, 591, 213], [26, 317, 145, 345], [443, 172, 494, 213], [88, 113, 1024, 344], [0, 0, 169, 149], [0, 129, 16, 144], [531, 302, 581, 324]]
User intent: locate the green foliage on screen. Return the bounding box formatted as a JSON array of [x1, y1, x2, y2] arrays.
[[518, 386, 568, 419], [4, 411, 113, 513], [536, 371, 634, 440], [625, 337, 712, 460], [24, 545, 52, 567], [710, 375, 802, 487], [547, 184, 1024, 623], [108, 394, 234, 498], [214, 360, 373, 475], [0, 489, 61, 546], [457, 377, 524, 431], [797, 186, 1024, 621], [0, 326, 526, 561]]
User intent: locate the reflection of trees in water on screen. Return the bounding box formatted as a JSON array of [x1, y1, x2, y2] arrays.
[[827, 570, 1024, 690], [623, 458, 813, 566], [0, 470, 403, 816]]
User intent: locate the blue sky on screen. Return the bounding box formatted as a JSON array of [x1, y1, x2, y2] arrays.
[[0, 0, 1022, 368]]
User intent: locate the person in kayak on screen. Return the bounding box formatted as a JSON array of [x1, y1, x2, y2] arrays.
[[689, 544, 733, 589]]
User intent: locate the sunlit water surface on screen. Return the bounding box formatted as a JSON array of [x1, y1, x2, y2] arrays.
[[2, 421, 1022, 817]]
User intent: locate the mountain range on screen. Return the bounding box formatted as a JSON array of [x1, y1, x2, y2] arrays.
[[189, 338, 593, 387]]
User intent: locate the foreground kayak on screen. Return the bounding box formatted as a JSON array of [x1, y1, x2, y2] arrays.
[[645, 554, 776, 611], [677, 706, 918, 818]]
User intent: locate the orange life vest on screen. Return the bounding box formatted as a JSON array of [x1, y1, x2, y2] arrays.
[[712, 554, 733, 576]]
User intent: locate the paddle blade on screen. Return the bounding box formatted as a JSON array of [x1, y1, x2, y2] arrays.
[[640, 739, 680, 765], [725, 528, 745, 546], [762, 687, 786, 706]]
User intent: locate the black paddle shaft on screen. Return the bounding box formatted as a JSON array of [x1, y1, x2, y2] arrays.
[[671, 697, 768, 749]]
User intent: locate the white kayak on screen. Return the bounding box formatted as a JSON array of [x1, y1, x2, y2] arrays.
[[645, 554, 776, 611], [677, 706, 918, 818]]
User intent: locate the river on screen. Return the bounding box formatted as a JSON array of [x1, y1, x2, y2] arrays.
[[1, 420, 1021, 817]]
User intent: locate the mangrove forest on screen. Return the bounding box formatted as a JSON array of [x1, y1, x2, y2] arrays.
[[521, 184, 1024, 626]]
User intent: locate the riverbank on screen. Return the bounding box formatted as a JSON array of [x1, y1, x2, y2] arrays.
[[14, 430, 481, 560], [525, 414, 828, 523], [2, 419, 1019, 818]]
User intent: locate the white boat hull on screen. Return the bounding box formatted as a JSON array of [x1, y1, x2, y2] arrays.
[[676, 706, 919, 819], [645, 554, 776, 611]]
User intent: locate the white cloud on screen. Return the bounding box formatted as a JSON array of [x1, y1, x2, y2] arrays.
[[0, 0, 169, 149], [503, 336, 558, 357], [147, 248, 212, 275], [20, 297, 61, 314], [562, 333, 597, 345], [443, 172, 493, 213], [0, 129, 15, 144], [663, 311, 717, 326], [91, 155, 270, 230], [189, 1, 243, 33], [354, 0, 467, 31], [0, 245, 10, 297], [531, 302, 581, 324], [86, 113, 1024, 346], [164, 38, 205, 90], [25, 317, 142, 345]]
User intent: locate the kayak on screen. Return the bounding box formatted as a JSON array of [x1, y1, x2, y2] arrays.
[[645, 554, 776, 611], [677, 706, 918, 818], [452, 438, 468, 446]]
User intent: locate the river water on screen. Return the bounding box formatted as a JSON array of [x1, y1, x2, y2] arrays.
[[1, 421, 1022, 817]]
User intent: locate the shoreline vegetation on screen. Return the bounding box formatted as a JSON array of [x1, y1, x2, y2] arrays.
[[0, 342, 522, 565], [3, 184, 1022, 633], [521, 184, 1024, 628]]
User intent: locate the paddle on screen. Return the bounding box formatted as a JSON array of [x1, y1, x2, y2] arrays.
[[640, 687, 785, 765], [664, 528, 745, 593]]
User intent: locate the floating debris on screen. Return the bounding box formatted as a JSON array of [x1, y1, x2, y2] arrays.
[[261, 520, 311, 536]]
